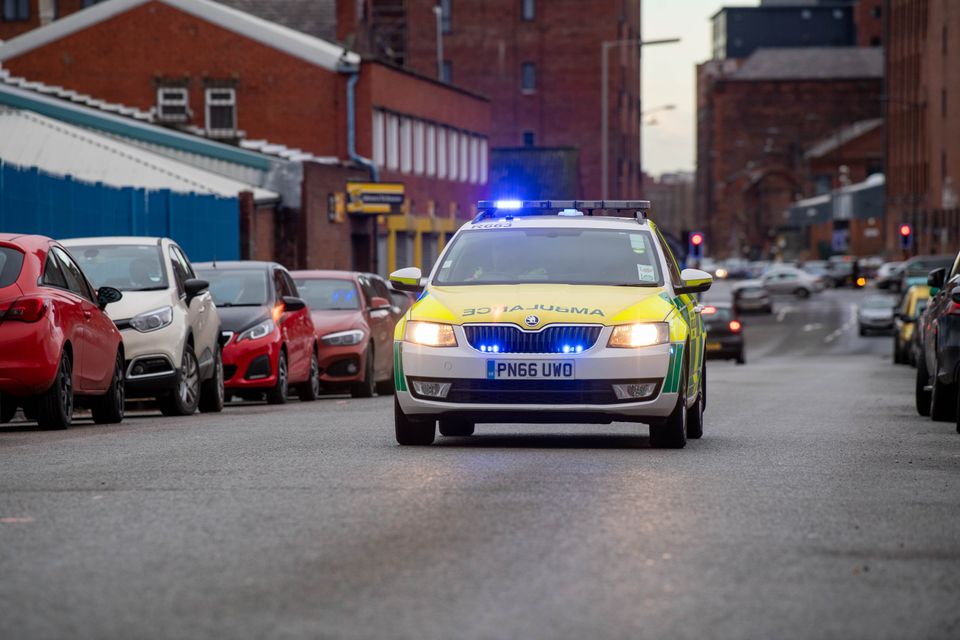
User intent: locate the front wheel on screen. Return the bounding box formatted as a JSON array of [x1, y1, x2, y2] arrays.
[[91, 351, 125, 424], [0, 397, 17, 423], [296, 350, 321, 402], [265, 351, 289, 405], [686, 363, 704, 440], [37, 351, 73, 430], [199, 347, 225, 413], [395, 397, 435, 445], [650, 360, 687, 449], [916, 354, 932, 417], [930, 362, 958, 423], [351, 348, 375, 398], [158, 345, 201, 416], [794, 287, 811, 299]]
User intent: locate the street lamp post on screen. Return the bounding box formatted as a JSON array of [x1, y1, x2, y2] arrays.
[[601, 37, 679, 200], [641, 103, 676, 126]]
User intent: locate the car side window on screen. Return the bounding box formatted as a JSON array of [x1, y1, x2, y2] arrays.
[[171, 245, 197, 280], [371, 277, 392, 301], [52, 247, 94, 302], [654, 228, 683, 287], [40, 252, 69, 289], [356, 276, 375, 306], [273, 269, 290, 301], [168, 246, 188, 295], [281, 271, 299, 298]]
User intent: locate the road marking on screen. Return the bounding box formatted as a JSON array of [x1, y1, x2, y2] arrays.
[[0, 517, 34, 524], [777, 306, 793, 322], [803, 323, 824, 332]]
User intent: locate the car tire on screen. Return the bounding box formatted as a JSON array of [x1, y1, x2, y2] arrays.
[[765, 305, 773, 314], [686, 363, 705, 440], [159, 345, 201, 416], [930, 362, 958, 423], [91, 351, 125, 425], [375, 371, 396, 396], [736, 349, 746, 365], [916, 354, 932, 417], [794, 287, 811, 299], [439, 418, 475, 437], [198, 347, 225, 413], [37, 351, 73, 430], [296, 350, 321, 402], [351, 348, 375, 399], [1, 397, 17, 424], [265, 351, 289, 405], [650, 359, 687, 449], [893, 338, 903, 364], [395, 396, 435, 445], [859, 327, 867, 337]]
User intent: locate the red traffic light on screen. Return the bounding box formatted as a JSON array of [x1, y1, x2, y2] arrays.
[[690, 233, 704, 246], [899, 224, 912, 237]]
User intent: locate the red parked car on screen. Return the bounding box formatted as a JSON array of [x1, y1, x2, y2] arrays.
[[195, 261, 319, 404], [0, 234, 125, 429], [291, 271, 402, 397]]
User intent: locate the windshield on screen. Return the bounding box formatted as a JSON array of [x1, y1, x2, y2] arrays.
[[71, 244, 168, 291], [433, 228, 664, 287], [905, 257, 953, 276], [863, 296, 897, 309], [294, 278, 361, 310], [198, 269, 270, 307], [0, 247, 25, 288]]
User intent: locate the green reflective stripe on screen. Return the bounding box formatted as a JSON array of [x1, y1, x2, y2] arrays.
[[393, 342, 407, 391], [664, 343, 684, 393]]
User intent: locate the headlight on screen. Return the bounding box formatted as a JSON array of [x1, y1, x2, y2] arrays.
[[236, 319, 276, 343], [130, 306, 173, 333], [608, 322, 670, 348], [404, 321, 457, 347], [322, 329, 365, 346]]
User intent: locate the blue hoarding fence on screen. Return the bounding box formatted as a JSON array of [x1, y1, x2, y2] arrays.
[[0, 161, 239, 261]]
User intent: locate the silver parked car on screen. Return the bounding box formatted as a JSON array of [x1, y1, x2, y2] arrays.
[[761, 267, 823, 298], [733, 280, 773, 314], [857, 295, 897, 335]]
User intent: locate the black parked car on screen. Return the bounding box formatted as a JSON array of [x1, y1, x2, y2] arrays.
[[915, 250, 960, 432], [703, 303, 746, 364]]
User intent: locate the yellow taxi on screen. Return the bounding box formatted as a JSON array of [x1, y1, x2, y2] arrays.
[[388, 200, 713, 448]]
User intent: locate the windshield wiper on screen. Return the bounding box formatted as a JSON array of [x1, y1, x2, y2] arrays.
[[217, 302, 264, 308], [126, 286, 168, 291], [611, 283, 656, 287]]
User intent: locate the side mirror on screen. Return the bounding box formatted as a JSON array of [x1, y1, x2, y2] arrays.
[[390, 267, 424, 293], [897, 313, 915, 324], [369, 296, 392, 312], [184, 278, 209, 300], [928, 268, 946, 289], [281, 296, 306, 312], [676, 268, 713, 295], [96, 286, 123, 310]]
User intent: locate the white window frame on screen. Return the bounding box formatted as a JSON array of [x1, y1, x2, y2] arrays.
[[372, 110, 385, 168], [400, 117, 413, 174], [469, 136, 479, 184], [448, 130, 458, 181], [479, 138, 489, 184], [459, 131, 469, 182], [437, 127, 448, 179], [425, 124, 437, 177], [413, 120, 425, 175], [386, 114, 399, 171], [156, 87, 189, 122], [204, 87, 236, 136]]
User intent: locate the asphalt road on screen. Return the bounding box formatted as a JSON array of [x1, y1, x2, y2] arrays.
[[2, 284, 959, 640]]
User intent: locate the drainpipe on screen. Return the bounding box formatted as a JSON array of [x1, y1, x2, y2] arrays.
[[343, 65, 378, 182]]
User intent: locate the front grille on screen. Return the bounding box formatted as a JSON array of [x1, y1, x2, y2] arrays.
[[409, 378, 660, 405], [463, 324, 603, 354]]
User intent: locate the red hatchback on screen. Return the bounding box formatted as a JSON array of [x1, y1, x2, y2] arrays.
[[291, 270, 402, 398], [0, 234, 125, 429]]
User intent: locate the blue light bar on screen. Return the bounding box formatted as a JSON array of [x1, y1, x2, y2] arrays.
[[494, 199, 523, 210]]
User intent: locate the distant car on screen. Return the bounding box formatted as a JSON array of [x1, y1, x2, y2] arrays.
[[291, 270, 401, 398], [893, 285, 930, 364], [827, 255, 856, 288], [195, 261, 319, 404], [64, 237, 224, 416], [857, 294, 897, 336], [876, 261, 905, 290], [909, 298, 930, 367], [801, 261, 834, 287], [915, 251, 960, 429], [0, 234, 125, 429], [702, 303, 745, 364], [761, 266, 823, 298], [899, 254, 954, 292], [732, 280, 773, 314]]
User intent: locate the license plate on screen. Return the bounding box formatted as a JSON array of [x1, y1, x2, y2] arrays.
[[706, 342, 722, 351], [486, 360, 575, 380]]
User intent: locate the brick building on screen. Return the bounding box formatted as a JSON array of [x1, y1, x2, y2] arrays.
[[0, 0, 491, 273], [886, 0, 960, 256]]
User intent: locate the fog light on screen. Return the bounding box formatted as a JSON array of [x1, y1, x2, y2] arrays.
[[411, 380, 452, 398], [347, 362, 358, 374], [612, 382, 657, 400], [132, 364, 144, 375]]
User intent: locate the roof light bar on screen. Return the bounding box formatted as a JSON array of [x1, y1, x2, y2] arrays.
[[474, 199, 652, 222]]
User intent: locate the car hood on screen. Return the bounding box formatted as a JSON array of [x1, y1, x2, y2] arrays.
[[413, 284, 676, 326], [218, 305, 272, 332], [310, 309, 366, 335], [103, 289, 174, 321]]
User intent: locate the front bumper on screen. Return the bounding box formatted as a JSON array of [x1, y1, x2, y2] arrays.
[[222, 335, 282, 390], [705, 334, 743, 359], [120, 320, 187, 397], [318, 343, 368, 384], [395, 326, 681, 422]]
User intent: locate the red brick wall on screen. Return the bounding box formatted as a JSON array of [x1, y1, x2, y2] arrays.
[[854, 0, 884, 47], [807, 125, 884, 193], [295, 161, 370, 270]]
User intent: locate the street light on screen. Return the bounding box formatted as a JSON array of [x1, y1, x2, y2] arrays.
[[601, 37, 680, 200], [641, 103, 676, 126]]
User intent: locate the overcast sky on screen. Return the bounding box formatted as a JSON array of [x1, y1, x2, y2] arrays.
[[641, 0, 755, 177]]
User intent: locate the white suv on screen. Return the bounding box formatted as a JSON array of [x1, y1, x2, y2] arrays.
[[62, 237, 224, 415]]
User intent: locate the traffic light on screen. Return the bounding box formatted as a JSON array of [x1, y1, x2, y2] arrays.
[[899, 223, 912, 250], [689, 231, 704, 260]]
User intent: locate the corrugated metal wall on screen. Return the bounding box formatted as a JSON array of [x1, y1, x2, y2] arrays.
[[0, 161, 240, 261]]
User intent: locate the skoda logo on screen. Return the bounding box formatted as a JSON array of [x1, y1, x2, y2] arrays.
[[524, 315, 540, 328]]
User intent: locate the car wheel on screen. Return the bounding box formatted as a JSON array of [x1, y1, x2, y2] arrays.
[[794, 287, 811, 299], [893, 338, 903, 364], [394, 396, 435, 445], [930, 362, 958, 423], [650, 359, 687, 449], [92, 351, 125, 424], [159, 345, 201, 416], [265, 351, 289, 405], [0, 397, 17, 424], [296, 350, 321, 402], [686, 363, 705, 440], [439, 418, 475, 437], [351, 348, 375, 399], [199, 346, 225, 413], [375, 368, 396, 396], [37, 351, 73, 430], [916, 354, 932, 417], [736, 349, 746, 365]]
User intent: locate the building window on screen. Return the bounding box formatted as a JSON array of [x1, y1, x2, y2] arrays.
[[81, 0, 103, 7], [386, 114, 399, 171], [522, 131, 535, 147], [479, 139, 488, 185], [469, 136, 480, 184], [521, 63, 536, 92], [400, 117, 413, 173], [205, 88, 236, 137], [425, 125, 437, 176], [459, 133, 469, 182], [447, 130, 458, 180], [156, 87, 190, 123], [440, 61, 453, 84], [372, 110, 385, 168], [522, 0, 535, 21], [437, 127, 448, 179], [413, 120, 425, 175], [2, 0, 29, 20], [440, 0, 451, 33]]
